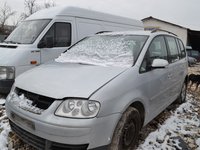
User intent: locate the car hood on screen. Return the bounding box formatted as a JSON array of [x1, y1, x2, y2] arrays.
[[15, 62, 127, 99]]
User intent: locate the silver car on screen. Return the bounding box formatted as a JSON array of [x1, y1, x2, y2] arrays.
[[6, 30, 188, 150]]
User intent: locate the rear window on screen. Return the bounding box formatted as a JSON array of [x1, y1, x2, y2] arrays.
[[178, 39, 186, 58]]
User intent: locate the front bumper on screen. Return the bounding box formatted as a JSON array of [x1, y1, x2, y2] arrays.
[[0, 79, 14, 94], [6, 100, 121, 150]]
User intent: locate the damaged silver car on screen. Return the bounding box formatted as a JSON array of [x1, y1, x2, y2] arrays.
[[6, 30, 188, 150]]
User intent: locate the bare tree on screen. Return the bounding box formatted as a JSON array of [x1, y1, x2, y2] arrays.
[[44, 0, 56, 8], [24, 0, 39, 17], [21, 0, 56, 20], [0, 2, 15, 34], [12, 13, 24, 28]]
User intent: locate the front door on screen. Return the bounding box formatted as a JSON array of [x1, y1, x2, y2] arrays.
[[139, 36, 170, 119], [39, 19, 75, 64]]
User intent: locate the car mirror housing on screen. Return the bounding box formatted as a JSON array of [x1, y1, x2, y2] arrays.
[[151, 59, 169, 68]]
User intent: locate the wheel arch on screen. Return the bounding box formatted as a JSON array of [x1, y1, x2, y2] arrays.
[[129, 101, 145, 127]]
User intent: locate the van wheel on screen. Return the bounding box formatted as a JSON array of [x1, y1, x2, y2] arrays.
[[109, 107, 141, 150], [176, 82, 187, 104]]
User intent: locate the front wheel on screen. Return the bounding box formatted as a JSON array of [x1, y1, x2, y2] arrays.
[[109, 107, 141, 150]]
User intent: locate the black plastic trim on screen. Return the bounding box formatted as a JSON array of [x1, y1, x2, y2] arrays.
[[0, 79, 14, 94]]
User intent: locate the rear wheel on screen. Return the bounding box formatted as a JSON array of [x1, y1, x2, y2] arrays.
[[109, 107, 141, 150], [176, 82, 187, 104]]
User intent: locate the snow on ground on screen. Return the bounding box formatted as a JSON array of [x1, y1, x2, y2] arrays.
[[0, 94, 200, 150], [138, 94, 200, 150], [0, 103, 10, 150], [197, 139, 200, 150], [0, 99, 5, 105]]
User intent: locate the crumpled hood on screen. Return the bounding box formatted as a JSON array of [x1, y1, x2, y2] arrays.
[[15, 62, 127, 99]]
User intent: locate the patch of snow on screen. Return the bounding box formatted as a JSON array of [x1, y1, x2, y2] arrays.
[[56, 35, 147, 67], [0, 104, 11, 150], [7, 92, 44, 114], [0, 99, 5, 105], [137, 94, 200, 150], [0, 123, 10, 150], [196, 138, 200, 150]]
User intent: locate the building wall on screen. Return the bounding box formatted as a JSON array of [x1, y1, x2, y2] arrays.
[[143, 19, 188, 46]]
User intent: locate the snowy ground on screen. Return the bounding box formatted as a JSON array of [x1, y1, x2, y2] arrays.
[[138, 94, 200, 150], [0, 93, 200, 150]]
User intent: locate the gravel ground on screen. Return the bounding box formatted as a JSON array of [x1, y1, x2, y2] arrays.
[[0, 64, 200, 150]]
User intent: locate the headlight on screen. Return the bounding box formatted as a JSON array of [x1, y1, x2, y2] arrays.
[[55, 99, 100, 118], [0, 66, 15, 80]]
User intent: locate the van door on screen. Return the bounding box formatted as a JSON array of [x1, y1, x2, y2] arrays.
[[38, 19, 75, 63]]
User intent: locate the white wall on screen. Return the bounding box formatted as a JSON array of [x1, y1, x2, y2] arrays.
[[143, 19, 188, 46]]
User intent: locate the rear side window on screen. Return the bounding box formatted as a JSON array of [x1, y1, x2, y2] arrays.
[[40, 22, 71, 48], [178, 39, 186, 58], [165, 36, 179, 63]]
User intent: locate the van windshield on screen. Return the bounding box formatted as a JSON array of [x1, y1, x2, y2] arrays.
[[56, 34, 148, 68], [5, 19, 51, 44]]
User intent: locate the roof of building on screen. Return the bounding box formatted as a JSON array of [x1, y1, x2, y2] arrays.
[[142, 16, 188, 30]]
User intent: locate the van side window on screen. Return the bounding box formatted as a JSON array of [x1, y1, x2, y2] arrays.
[[140, 36, 168, 73], [178, 39, 186, 58], [165, 36, 179, 63], [40, 22, 71, 48]]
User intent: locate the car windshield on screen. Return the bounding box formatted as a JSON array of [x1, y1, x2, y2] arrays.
[[5, 19, 51, 44], [56, 34, 148, 68]]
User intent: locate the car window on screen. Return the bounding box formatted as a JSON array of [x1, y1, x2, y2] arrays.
[[140, 36, 168, 73], [40, 22, 71, 48], [165, 36, 179, 63], [178, 39, 186, 58]]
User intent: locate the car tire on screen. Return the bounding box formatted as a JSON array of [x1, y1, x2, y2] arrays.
[[109, 107, 141, 150], [176, 82, 187, 104]]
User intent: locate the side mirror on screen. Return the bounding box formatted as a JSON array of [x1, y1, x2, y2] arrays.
[[151, 59, 169, 68]]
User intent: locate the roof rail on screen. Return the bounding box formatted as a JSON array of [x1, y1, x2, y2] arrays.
[[151, 29, 177, 36]]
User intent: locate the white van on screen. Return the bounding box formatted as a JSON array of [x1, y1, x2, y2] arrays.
[[0, 6, 143, 94]]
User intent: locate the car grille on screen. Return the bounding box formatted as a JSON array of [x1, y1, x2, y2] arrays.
[[16, 88, 55, 110], [10, 120, 89, 150]]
